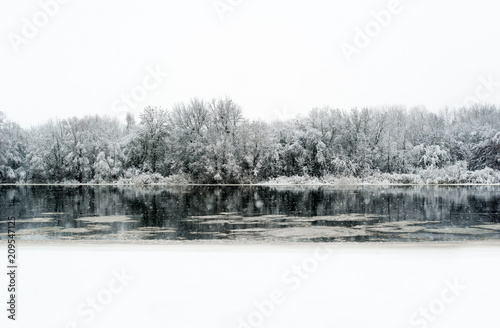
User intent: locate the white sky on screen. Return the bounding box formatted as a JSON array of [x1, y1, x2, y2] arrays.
[[1, 0, 500, 127]]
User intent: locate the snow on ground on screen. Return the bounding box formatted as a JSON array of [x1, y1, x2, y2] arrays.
[[0, 242, 499, 328]]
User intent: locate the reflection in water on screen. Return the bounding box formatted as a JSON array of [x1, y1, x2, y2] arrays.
[[0, 185, 499, 242]]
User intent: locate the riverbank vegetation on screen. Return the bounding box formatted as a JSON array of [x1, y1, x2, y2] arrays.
[[1, 98, 499, 184]]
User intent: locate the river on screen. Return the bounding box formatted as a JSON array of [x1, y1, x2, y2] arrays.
[[1, 185, 499, 242]]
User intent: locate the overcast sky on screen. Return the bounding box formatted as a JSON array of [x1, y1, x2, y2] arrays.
[[1, 0, 500, 127]]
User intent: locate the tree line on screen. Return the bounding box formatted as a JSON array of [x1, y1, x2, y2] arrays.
[[1, 98, 499, 184]]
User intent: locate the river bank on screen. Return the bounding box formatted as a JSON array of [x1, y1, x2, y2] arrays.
[[0, 241, 498, 328]]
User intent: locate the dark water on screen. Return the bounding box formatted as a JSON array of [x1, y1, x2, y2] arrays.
[[1, 185, 500, 242]]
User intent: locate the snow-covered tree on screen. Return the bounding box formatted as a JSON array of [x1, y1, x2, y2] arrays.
[[0, 112, 27, 182]]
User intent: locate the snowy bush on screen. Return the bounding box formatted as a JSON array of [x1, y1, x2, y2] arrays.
[[116, 172, 191, 185], [363, 173, 423, 185]]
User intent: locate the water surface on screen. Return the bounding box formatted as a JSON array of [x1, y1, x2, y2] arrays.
[[1, 185, 499, 242]]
